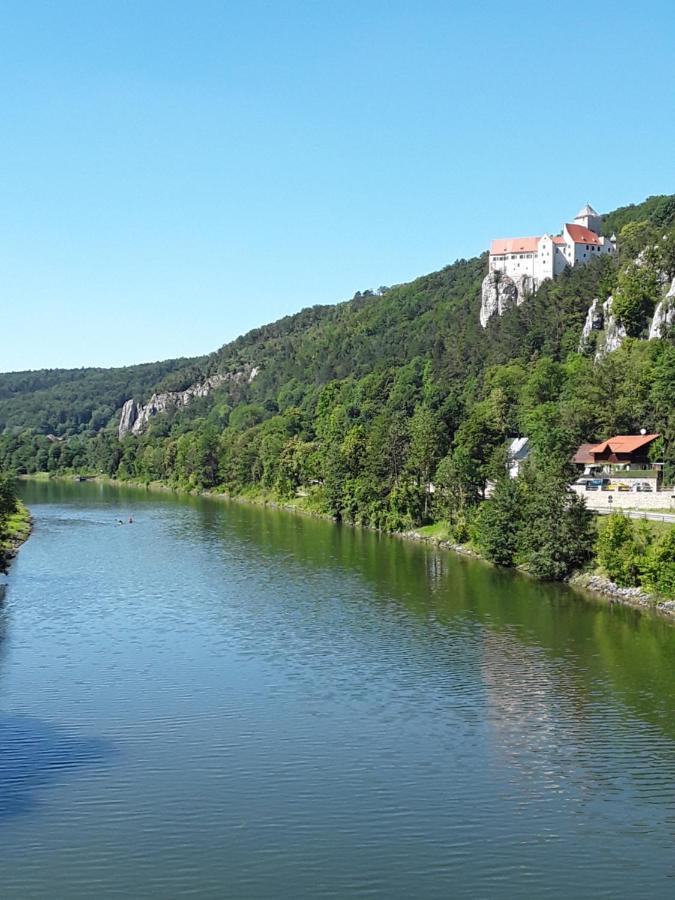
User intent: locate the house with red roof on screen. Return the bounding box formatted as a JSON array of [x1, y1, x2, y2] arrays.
[[572, 433, 662, 491], [488, 205, 617, 288]]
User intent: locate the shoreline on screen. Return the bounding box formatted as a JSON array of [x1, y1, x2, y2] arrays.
[[20, 473, 675, 621], [0, 500, 33, 573]]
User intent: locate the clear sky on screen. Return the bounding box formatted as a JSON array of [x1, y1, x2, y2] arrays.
[[2, 1, 674, 372]]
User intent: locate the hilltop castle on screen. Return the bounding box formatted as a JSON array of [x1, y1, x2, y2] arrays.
[[489, 204, 616, 289], [481, 205, 617, 327]]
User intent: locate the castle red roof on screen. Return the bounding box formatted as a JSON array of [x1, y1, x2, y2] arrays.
[[552, 235, 566, 245], [565, 223, 601, 245], [490, 236, 540, 255]]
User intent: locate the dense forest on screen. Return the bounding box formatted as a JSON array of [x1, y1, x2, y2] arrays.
[[2, 193, 674, 592]]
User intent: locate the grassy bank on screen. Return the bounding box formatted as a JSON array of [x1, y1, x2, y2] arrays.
[[0, 500, 32, 570]]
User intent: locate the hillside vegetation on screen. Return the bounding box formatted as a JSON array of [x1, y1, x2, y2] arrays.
[[1, 193, 674, 590]]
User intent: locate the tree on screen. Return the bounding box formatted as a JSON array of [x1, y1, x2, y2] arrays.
[[612, 259, 660, 336], [475, 477, 523, 566], [0, 471, 18, 519], [407, 404, 444, 519], [641, 528, 675, 598], [519, 468, 595, 581], [595, 513, 650, 586]]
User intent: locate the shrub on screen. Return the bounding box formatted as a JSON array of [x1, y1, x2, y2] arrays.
[[595, 514, 654, 587], [641, 529, 675, 598]]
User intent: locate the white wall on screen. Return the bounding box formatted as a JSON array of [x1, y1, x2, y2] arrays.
[[489, 253, 537, 280]]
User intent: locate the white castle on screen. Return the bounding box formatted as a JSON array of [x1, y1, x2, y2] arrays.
[[489, 204, 617, 290]]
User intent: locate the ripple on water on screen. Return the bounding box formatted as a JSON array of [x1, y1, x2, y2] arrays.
[[1, 483, 675, 899]]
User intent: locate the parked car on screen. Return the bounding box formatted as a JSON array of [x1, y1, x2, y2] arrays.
[[617, 483, 630, 492], [586, 478, 610, 491]]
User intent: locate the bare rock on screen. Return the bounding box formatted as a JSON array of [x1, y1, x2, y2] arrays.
[[595, 296, 627, 359], [118, 398, 138, 439], [649, 276, 675, 339], [118, 366, 260, 437], [480, 273, 525, 327], [579, 298, 605, 351]]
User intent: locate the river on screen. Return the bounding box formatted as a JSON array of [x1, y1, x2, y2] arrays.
[[1, 479, 675, 898]]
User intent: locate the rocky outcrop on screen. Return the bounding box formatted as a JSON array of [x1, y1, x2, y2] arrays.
[[600, 296, 627, 357], [578, 298, 605, 351], [118, 399, 138, 439], [649, 276, 675, 339], [118, 366, 260, 438], [480, 273, 535, 327]]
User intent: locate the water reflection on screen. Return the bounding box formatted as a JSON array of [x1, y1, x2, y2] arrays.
[[6, 479, 675, 899]]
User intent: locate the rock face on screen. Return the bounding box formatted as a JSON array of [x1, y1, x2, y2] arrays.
[[578, 298, 605, 351], [480, 273, 535, 327], [649, 276, 675, 339], [118, 366, 259, 438], [582, 295, 628, 360], [600, 296, 627, 357], [118, 399, 138, 439]]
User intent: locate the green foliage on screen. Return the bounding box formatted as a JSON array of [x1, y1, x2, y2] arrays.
[[475, 464, 595, 580], [595, 513, 649, 586], [518, 469, 595, 581], [596, 514, 674, 597], [0, 469, 19, 564], [474, 477, 522, 566], [2, 192, 674, 587], [0, 471, 17, 519], [641, 528, 675, 597], [612, 258, 660, 336]]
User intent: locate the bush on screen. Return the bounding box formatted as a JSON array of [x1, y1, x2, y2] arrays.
[[641, 529, 675, 598], [595, 514, 655, 587]]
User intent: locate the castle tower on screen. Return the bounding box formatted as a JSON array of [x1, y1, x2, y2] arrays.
[[574, 203, 602, 235]]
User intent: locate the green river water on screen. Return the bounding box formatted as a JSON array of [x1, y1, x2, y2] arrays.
[[1, 479, 675, 898]]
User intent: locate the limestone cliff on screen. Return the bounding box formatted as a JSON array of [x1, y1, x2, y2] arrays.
[[601, 297, 628, 356], [480, 273, 534, 327], [648, 276, 675, 339], [118, 366, 259, 438], [578, 298, 605, 352]]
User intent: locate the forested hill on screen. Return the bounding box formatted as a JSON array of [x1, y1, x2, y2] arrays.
[[0, 357, 203, 436], [2, 193, 673, 442], [1, 193, 674, 559]]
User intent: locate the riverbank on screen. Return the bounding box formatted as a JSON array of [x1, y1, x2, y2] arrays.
[[0, 500, 32, 572], [19, 474, 675, 620]]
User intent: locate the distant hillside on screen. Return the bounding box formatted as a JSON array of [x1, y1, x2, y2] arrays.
[[0, 358, 202, 436], [2, 193, 673, 442], [1, 192, 673, 541]]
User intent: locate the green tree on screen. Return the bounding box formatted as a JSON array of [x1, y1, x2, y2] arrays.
[[612, 260, 660, 336], [475, 477, 523, 566], [641, 528, 675, 598], [520, 468, 595, 581], [595, 514, 649, 586]]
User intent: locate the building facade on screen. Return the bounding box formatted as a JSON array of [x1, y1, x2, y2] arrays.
[[489, 205, 616, 289]]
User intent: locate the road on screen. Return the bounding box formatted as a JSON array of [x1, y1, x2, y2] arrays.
[[593, 507, 675, 524]]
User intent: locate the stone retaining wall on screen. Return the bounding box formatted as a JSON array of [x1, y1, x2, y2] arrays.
[[571, 487, 675, 510]]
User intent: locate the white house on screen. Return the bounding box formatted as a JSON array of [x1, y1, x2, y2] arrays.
[[506, 437, 530, 478], [489, 205, 616, 290]]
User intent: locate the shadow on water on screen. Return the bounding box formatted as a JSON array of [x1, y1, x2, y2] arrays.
[[0, 578, 114, 825], [0, 713, 114, 824]]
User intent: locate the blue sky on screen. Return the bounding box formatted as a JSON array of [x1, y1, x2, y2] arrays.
[[2, 1, 674, 371]]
